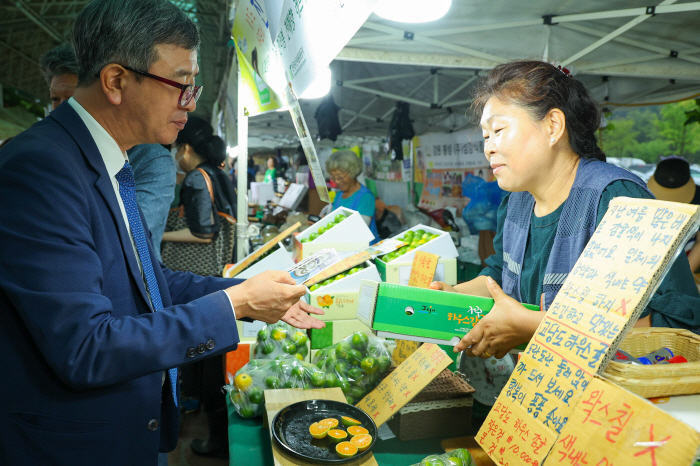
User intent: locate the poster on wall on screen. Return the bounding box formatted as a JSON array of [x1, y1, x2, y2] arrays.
[[414, 128, 487, 183], [418, 168, 493, 212], [363, 142, 411, 182]]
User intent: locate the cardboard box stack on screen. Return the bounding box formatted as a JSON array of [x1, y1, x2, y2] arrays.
[[293, 207, 375, 262]]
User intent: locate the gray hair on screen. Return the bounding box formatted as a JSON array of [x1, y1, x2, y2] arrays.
[[72, 0, 200, 86], [39, 43, 79, 84], [326, 150, 363, 179]]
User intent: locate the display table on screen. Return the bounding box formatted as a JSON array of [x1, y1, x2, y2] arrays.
[[226, 396, 460, 465]]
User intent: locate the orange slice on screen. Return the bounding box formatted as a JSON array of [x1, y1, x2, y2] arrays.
[[336, 441, 358, 458], [327, 429, 348, 444], [351, 433, 372, 452], [319, 418, 339, 429], [347, 426, 369, 437], [309, 422, 329, 439], [341, 416, 362, 427]]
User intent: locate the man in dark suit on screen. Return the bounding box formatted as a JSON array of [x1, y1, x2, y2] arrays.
[[0, 1, 323, 465]]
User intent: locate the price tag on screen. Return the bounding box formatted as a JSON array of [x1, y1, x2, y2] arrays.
[[356, 343, 452, 427], [392, 340, 421, 365], [408, 251, 439, 288]]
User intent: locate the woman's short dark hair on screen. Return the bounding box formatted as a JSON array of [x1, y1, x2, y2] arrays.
[[176, 116, 226, 166], [472, 60, 605, 162]]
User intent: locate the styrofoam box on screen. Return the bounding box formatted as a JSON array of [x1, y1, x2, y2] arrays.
[[293, 207, 374, 262], [378, 224, 458, 265], [305, 260, 381, 321], [236, 242, 295, 279], [379, 257, 458, 286]]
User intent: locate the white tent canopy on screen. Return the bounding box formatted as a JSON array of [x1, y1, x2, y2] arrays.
[[243, 0, 700, 149]]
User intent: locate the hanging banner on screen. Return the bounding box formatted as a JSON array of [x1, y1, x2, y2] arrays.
[[235, 43, 284, 116], [414, 128, 487, 183]]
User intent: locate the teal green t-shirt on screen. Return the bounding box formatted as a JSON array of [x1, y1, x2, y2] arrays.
[[332, 188, 376, 219], [479, 180, 700, 331]]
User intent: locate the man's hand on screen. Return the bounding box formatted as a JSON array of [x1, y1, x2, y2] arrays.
[[226, 270, 306, 324], [429, 281, 455, 292], [282, 301, 326, 329], [453, 277, 544, 359]]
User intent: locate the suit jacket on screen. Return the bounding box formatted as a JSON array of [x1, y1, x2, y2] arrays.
[[0, 102, 244, 466]]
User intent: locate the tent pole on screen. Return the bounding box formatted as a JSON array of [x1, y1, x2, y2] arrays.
[[236, 65, 249, 262], [409, 138, 415, 207]]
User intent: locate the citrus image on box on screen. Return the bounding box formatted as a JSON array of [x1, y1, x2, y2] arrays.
[[357, 280, 538, 346], [374, 224, 458, 281], [306, 261, 381, 321], [293, 207, 374, 262]]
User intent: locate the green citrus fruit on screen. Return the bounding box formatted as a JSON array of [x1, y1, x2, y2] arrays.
[[414, 229, 425, 237], [310, 371, 325, 387], [335, 361, 349, 376], [377, 356, 391, 372], [283, 342, 297, 354], [271, 327, 288, 341], [336, 341, 352, 360], [309, 232, 319, 241], [296, 345, 308, 358], [347, 349, 363, 364], [293, 332, 308, 346], [421, 456, 447, 466], [341, 416, 362, 427], [324, 373, 339, 388], [300, 238, 309, 243], [451, 448, 472, 465], [348, 267, 361, 275], [257, 328, 269, 341], [335, 214, 346, 223], [348, 386, 366, 400], [351, 332, 369, 351], [291, 365, 307, 378], [261, 342, 275, 355], [360, 357, 377, 374], [348, 367, 364, 381], [239, 405, 257, 419], [345, 394, 356, 405], [248, 386, 263, 404], [309, 284, 320, 292], [318, 226, 327, 234], [338, 380, 351, 394], [265, 376, 281, 389], [447, 457, 465, 466], [334, 273, 346, 281]]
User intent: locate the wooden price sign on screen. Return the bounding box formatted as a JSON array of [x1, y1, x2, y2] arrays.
[[304, 251, 373, 287], [224, 222, 301, 278], [551, 377, 700, 466], [478, 198, 700, 466], [356, 343, 452, 427], [392, 340, 421, 366], [408, 251, 440, 288]]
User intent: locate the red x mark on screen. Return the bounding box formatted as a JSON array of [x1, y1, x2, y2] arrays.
[[403, 391, 412, 398], [429, 367, 436, 375], [615, 298, 631, 316], [389, 404, 397, 411], [411, 374, 419, 381], [633, 424, 671, 466], [372, 411, 380, 419]]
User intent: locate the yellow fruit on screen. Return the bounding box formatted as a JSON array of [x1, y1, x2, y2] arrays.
[[323, 295, 333, 306], [336, 441, 358, 458], [319, 418, 339, 429], [341, 416, 362, 427], [271, 327, 288, 340], [347, 426, 369, 437], [351, 433, 372, 452], [317, 296, 326, 306], [309, 422, 330, 439], [234, 373, 254, 391]]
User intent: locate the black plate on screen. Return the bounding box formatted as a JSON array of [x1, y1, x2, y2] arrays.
[[271, 399, 377, 464]]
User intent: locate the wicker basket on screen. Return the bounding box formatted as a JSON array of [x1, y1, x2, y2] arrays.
[[387, 369, 475, 441], [603, 328, 700, 398]]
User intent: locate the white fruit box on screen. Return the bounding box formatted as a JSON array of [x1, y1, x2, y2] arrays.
[[235, 242, 295, 279], [305, 260, 381, 321], [377, 224, 458, 265], [293, 207, 374, 262]]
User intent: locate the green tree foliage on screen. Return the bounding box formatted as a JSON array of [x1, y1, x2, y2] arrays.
[[601, 101, 700, 164]]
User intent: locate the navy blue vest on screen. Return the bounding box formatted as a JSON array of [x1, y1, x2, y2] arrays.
[[501, 158, 652, 310]]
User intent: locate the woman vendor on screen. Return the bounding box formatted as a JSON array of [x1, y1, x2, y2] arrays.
[[431, 60, 700, 360], [325, 149, 379, 242]]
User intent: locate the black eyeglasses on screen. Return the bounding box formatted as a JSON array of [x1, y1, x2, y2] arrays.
[[96, 65, 203, 107]]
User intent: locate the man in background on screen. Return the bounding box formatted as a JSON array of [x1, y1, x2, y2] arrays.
[[40, 43, 175, 260]]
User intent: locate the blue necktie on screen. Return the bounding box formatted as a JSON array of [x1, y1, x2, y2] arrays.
[[115, 161, 178, 406]]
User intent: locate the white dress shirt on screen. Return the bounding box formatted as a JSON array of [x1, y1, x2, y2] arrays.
[[67, 98, 237, 318]]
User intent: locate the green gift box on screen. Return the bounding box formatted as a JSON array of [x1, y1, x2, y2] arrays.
[[357, 280, 539, 347]]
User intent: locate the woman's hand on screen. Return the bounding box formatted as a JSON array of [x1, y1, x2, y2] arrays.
[[282, 301, 326, 329], [454, 277, 545, 359], [429, 281, 456, 293]]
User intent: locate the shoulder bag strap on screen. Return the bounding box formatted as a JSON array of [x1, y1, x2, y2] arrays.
[[196, 167, 215, 204]]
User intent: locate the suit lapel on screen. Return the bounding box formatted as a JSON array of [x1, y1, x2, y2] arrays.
[[50, 103, 153, 310]]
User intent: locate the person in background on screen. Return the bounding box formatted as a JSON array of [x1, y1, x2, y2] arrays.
[[264, 156, 277, 183], [39, 43, 79, 110], [40, 42, 175, 261], [163, 116, 236, 243], [648, 156, 700, 273], [325, 149, 379, 242]]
